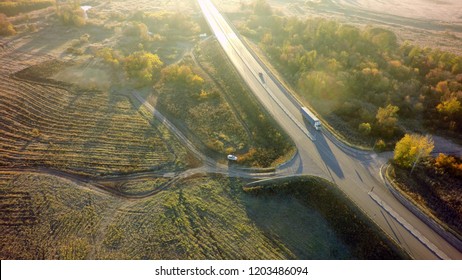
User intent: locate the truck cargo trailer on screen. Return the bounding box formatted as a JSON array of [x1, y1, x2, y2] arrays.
[[301, 107, 321, 131]]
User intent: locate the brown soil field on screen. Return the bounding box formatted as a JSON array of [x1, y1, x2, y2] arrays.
[[0, 52, 190, 176]]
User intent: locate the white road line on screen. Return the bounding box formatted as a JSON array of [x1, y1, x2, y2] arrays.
[[369, 192, 450, 260]]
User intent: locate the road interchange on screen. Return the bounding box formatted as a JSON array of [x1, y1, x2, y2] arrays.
[[197, 0, 462, 260]]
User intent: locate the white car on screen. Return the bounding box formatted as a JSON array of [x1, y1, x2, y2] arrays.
[[227, 154, 238, 161]]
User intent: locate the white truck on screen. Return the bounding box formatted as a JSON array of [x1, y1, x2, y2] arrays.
[[301, 107, 321, 131]]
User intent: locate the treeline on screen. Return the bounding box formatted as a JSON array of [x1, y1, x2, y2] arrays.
[[96, 48, 164, 87], [96, 47, 207, 90], [0, 0, 54, 16], [240, 0, 462, 145]]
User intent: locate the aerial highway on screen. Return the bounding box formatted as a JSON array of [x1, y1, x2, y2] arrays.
[[198, 0, 462, 259]]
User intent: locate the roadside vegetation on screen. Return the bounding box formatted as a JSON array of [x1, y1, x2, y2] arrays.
[[244, 176, 408, 259], [88, 8, 294, 167], [390, 134, 462, 237], [238, 0, 462, 149], [155, 59, 252, 158], [193, 39, 295, 167]]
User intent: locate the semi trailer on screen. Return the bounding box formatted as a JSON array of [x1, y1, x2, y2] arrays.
[[301, 107, 321, 131]]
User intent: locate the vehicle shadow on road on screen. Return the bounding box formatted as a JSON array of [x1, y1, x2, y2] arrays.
[[310, 127, 345, 180]]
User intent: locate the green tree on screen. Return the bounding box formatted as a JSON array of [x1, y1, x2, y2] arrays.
[[58, 6, 85, 27], [253, 0, 272, 16], [161, 65, 204, 90], [0, 13, 16, 36], [96, 47, 120, 68], [437, 96, 461, 116], [436, 96, 461, 130], [358, 122, 371, 135], [124, 51, 163, 86], [393, 134, 434, 168], [376, 104, 399, 138]]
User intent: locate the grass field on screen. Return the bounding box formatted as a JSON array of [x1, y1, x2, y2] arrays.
[[0, 172, 403, 259], [244, 176, 409, 259], [0, 54, 191, 176]]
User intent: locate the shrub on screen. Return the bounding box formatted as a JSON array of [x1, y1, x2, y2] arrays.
[[434, 153, 462, 177], [375, 139, 386, 152], [358, 122, 371, 135], [58, 6, 85, 27], [96, 47, 120, 68], [0, 13, 16, 36]]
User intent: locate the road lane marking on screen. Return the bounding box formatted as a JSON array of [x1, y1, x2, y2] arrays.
[[369, 192, 449, 260]]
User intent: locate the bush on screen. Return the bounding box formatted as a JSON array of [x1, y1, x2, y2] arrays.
[[434, 153, 462, 178], [124, 22, 150, 41], [358, 122, 371, 135], [58, 6, 86, 27], [375, 139, 386, 152], [375, 104, 399, 139], [0, 13, 16, 36]]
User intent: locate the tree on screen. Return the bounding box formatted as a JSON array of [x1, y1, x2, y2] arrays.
[[376, 104, 399, 138], [435, 153, 462, 177], [96, 47, 120, 68], [437, 96, 461, 116], [0, 13, 16, 36], [436, 96, 461, 130], [161, 65, 204, 90], [253, 0, 272, 16], [58, 6, 86, 27], [358, 122, 371, 135], [394, 134, 434, 168], [124, 51, 163, 86]]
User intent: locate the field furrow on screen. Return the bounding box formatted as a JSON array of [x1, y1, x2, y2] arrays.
[[0, 57, 190, 176]]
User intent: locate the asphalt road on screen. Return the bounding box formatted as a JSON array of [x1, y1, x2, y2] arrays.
[[198, 0, 462, 260]]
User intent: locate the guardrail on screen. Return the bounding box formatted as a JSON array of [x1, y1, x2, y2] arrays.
[[381, 164, 462, 253]]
